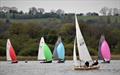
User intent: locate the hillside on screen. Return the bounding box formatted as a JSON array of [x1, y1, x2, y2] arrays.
[[0, 16, 120, 56]]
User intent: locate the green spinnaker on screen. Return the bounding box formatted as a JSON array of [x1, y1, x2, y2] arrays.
[[43, 43, 52, 61]]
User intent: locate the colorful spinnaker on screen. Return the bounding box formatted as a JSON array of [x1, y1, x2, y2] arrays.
[[53, 36, 62, 60], [57, 42, 65, 61], [43, 43, 53, 62], [53, 36, 65, 63], [6, 39, 18, 63], [101, 40, 111, 62], [38, 37, 52, 63]]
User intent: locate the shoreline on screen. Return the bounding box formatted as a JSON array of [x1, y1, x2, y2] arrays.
[[1, 55, 120, 61]]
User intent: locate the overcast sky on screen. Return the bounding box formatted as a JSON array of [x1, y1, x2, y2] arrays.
[[0, 0, 120, 14]]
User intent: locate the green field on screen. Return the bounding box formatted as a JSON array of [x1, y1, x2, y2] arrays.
[[0, 16, 120, 23]]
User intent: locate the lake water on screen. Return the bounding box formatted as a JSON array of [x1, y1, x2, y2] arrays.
[[0, 60, 120, 75]]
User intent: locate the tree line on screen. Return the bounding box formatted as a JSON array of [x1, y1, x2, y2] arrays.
[[0, 6, 120, 19]]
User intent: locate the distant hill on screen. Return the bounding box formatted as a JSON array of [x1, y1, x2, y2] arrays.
[[0, 16, 120, 56]]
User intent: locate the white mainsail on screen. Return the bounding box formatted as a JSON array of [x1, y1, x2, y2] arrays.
[[6, 39, 12, 61], [73, 37, 78, 66], [38, 37, 45, 60], [75, 15, 92, 62]]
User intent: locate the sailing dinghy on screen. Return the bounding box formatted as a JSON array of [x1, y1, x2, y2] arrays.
[[6, 39, 18, 63], [98, 35, 111, 63], [53, 36, 65, 63], [101, 37, 111, 63], [38, 37, 52, 63], [73, 15, 100, 70]]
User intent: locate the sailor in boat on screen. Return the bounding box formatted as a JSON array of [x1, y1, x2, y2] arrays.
[[84, 61, 89, 67], [91, 59, 99, 67], [57, 59, 65, 63], [103, 59, 110, 63], [25, 60, 28, 63]]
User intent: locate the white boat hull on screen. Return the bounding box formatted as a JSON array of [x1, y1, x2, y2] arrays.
[[74, 65, 100, 70]]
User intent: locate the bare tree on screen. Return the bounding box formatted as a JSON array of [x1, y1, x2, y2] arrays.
[[50, 9, 56, 14], [10, 7, 17, 11], [38, 8, 44, 14], [2, 6, 10, 13], [100, 7, 109, 16], [0, 7, 2, 12], [9, 7, 18, 14], [118, 9, 120, 16], [56, 9, 64, 15], [0, 6, 18, 13], [108, 8, 112, 16], [86, 12, 92, 16], [29, 7, 38, 15], [113, 8, 119, 16]]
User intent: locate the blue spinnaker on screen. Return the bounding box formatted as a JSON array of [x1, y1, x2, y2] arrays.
[[57, 42, 65, 60]]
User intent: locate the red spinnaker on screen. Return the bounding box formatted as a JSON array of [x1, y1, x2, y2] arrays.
[[9, 44, 17, 61]]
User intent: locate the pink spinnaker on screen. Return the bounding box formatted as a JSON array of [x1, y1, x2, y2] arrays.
[[101, 40, 111, 61]]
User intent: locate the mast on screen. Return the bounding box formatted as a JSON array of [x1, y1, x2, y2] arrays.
[[73, 37, 78, 66]]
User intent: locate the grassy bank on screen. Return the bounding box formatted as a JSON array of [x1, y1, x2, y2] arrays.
[[1, 55, 120, 61]]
